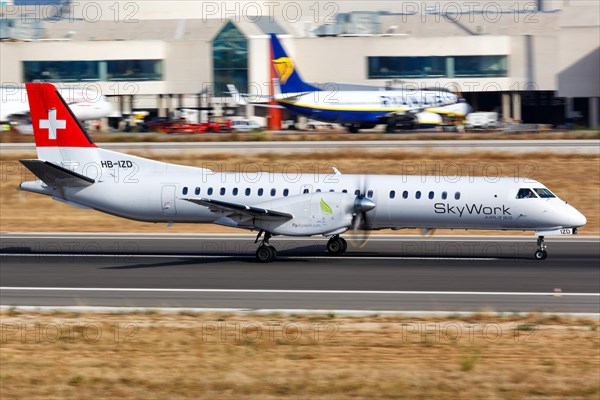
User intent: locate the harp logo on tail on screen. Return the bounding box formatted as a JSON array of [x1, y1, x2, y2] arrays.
[[273, 57, 294, 84]]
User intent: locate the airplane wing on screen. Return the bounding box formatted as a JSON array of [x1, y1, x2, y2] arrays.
[[20, 159, 95, 188], [226, 84, 298, 109], [183, 198, 293, 220]]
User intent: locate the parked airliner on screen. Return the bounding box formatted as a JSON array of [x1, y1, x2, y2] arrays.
[[230, 34, 472, 133], [1, 85, 113, 123], [20, 83, 585, 262]]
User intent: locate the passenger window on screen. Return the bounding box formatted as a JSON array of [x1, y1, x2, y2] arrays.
[[271, 188, 276, 197], [355, 190, 361, 196], [258, 188, 264, 196], [182, 187, 188, 195], [245, 188, 251, 196], [416, 191, 421, 199], [283, 189, 289, 197], [534, 188, 556, 199], [342, 190, 348, 193], [390, 191, 396, 199], [367, 190, 374, 198], [220, 188, 226, 196], [195, 187, 200, 196], [442, 191, 447, 200], [455, 192, 461, 200], [516, 188, 537, 199], [316, 189, 322, 193], [233, 188, 238, 196], [403, 191, 409, 199], [429, 191, 434, 200], [207, 188, 213, 196], [303, 189, 309, 194], [329, 189, 335, 192]]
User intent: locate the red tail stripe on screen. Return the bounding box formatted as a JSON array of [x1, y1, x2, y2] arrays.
[[26, 83, 97, 148]]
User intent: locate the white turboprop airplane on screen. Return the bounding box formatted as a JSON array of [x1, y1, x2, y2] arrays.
[[229, 34, 472, 133], [1, 86, 113, 123], [20, 83, 585, 262]]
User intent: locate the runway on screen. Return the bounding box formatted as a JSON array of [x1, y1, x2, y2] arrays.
[[2, 139, 599, 154], [1, 234, 599, 314]]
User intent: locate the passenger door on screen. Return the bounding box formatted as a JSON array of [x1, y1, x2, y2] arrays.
[[161, 185, 177, 216]]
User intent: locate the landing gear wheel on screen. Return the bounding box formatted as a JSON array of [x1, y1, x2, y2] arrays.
[[534, 236, 548, 260], [327, 236, 348, 255], [256, 245, 276, 263], [385, 122, 396, 133], [348, 125, 360, 134], [534, 250, 548, 260], [340, 237, 348, 253]]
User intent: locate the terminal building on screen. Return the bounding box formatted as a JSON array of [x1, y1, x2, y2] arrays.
[[1, 0, 598, 128]]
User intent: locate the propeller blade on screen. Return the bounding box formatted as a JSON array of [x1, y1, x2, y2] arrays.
[[420, 228, 437, 239], [348, 174, 375, 249]]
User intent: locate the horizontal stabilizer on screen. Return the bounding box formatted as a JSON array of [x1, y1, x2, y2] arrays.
[[20, 159, 95, 188], [184, 198, 293, 220]]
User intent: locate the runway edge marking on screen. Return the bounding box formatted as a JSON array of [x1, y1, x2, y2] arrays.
[[1, 287, 599, 296]]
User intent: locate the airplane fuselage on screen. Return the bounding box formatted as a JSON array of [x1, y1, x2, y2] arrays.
[[22, 150, 585, 236], [277, 89, 470, 127], [0, 87, 113, 122]]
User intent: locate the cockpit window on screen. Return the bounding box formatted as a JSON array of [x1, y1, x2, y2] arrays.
[[534, 188, 556, 199], [516, 188, 538, 199]]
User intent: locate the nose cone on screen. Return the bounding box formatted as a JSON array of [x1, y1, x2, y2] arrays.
[[355, 197, 376, 213], [559, 203, 587, 228], [570, 208, 587, 228]]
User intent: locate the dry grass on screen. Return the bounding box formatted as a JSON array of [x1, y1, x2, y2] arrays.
[[0, 311, 598, 399], [1, 129, 599, 144], [1, 150, 598, 234]]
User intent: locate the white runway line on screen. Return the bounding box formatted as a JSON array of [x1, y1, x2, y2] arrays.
[[0, 253, 501, 261], [1, 287, 598, 296]]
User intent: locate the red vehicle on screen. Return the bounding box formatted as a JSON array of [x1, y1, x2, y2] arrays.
[[158, 117, 232, 134]]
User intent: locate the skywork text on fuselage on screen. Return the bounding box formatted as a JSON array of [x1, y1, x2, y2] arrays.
[[434, 203, 512, 218]]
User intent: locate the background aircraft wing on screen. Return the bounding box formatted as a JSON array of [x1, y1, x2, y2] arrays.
[[183, 198, 293, 220]]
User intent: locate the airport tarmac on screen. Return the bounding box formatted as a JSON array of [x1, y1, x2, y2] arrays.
[[1, 234, 598, 314], [2, 139, 599, 154]]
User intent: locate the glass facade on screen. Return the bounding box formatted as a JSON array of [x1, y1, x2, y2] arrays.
[[453, 56, 507, 78], [23, 61, 100, 82], [23, 60, 163, 82], [106, 60, 162, 81], [368, 55, 508, 79], [213, 22, 248, 97]]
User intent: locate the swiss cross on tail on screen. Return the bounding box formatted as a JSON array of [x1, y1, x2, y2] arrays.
[[25, 83, 97, 148], [39, 109, 66, 140]]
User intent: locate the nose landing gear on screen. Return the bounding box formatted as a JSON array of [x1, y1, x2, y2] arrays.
[[327, 236, 348, 255], [255, 231, 277, 263], [534, 236, 548, 260]]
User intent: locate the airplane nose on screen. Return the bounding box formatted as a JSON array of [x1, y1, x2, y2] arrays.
[[571, 210, 587, 227], [565, 205, 586, 228]]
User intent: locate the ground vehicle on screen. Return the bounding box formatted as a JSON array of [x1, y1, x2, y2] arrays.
[[465, 112, 500, 129], [231, 119, 262, 132]]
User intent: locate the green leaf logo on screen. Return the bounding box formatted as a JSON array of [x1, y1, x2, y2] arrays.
[[320, 198, 333, 215]]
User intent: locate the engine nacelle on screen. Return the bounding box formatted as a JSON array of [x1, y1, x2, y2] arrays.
[[254, 192, 356, 236], [416, 111, 443, 127]]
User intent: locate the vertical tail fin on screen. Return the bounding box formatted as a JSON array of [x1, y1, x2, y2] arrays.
[[26, 83, 97, 163], [270, 33, 322, 95]]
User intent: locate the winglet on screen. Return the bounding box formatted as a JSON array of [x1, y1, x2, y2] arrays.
[[226, 84, 249, 105]]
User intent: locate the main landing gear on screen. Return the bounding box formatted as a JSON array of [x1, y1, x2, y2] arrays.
[[534, 236, 548, 260], [255, 231, 277, 263], [327, 236, 348, 255]]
